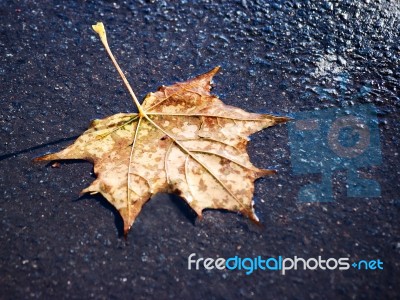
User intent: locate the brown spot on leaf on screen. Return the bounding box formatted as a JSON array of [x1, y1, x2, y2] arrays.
[[198, 179, 207, 192], [171, 188, 182, 196]]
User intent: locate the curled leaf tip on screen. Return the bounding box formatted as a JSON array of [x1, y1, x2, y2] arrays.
[[208, 66, 221, 77], [275, 116, 293, 124], [212, 65, 221, 73]]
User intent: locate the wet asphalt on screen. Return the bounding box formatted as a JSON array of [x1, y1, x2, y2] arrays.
[[0, 1, 399, 299]]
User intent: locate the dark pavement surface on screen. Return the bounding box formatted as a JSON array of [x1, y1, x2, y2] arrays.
[[1, 0, 399, 299]]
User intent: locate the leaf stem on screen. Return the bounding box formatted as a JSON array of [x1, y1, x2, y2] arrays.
[[92, 22, 146, 117]]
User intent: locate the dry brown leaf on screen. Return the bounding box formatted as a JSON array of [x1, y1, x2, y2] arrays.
[[35, 23, 289, 235]]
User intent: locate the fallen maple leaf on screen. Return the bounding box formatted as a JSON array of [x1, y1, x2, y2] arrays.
[[35, 23, 289, 235]]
